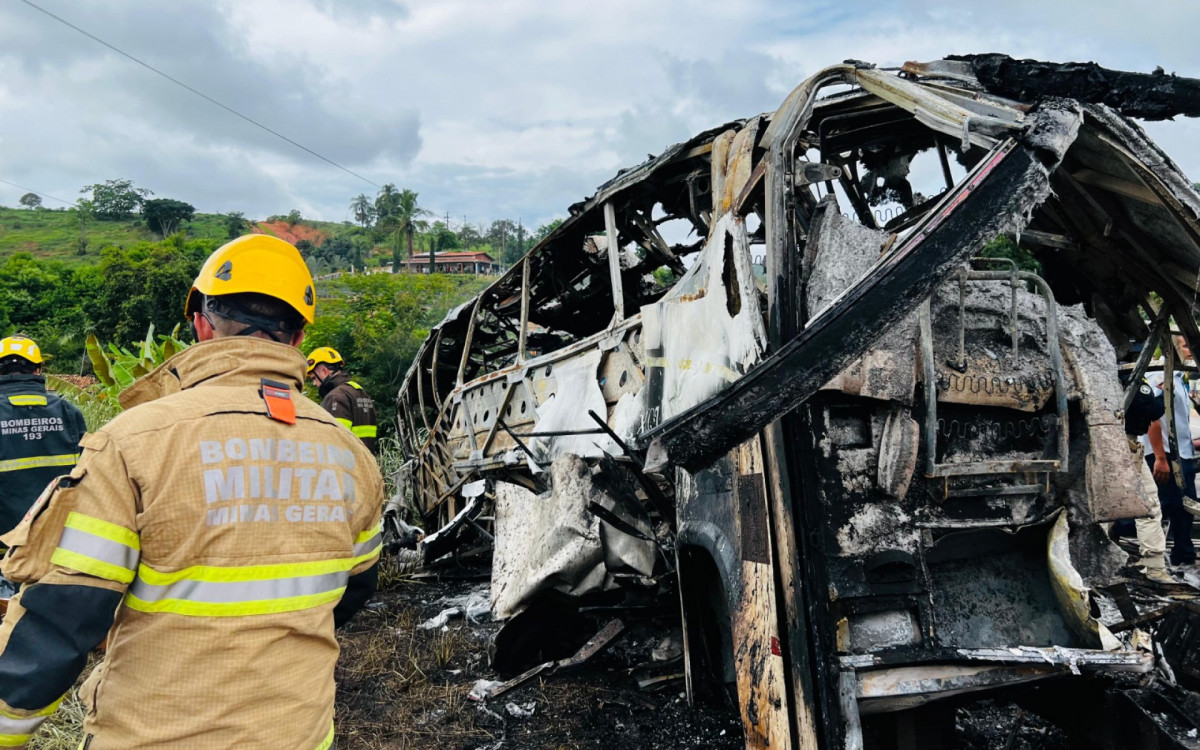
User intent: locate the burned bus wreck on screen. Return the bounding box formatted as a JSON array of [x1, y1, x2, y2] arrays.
[[394, 56, 1200, 748]]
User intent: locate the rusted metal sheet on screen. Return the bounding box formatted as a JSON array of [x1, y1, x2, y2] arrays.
[[731, 440, 791, 749]]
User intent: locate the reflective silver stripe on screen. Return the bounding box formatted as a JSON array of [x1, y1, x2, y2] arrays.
[[0, 712, 48, 737], [129, 570, 349, 604], [57, 527, 139, 572], [354, 533, 381, 559]]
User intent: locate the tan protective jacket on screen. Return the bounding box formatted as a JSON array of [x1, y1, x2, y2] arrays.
[[0, 338, 383, 749]]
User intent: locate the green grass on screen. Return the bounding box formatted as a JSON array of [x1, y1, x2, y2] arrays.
[[0, 206, 375, 268], [0, 207, 231, 266], [48, 383, 123, 432]]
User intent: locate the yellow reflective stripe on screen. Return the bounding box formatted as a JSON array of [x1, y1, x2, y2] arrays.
[[0, 695, 63, 745], [64, 512, 140, 550], [353, 523, 382, 566], [314, 722, 335, 750], [352, 424, 377, 438], [0, 696, 64, 719], [352, 547, 381, 568], [347, 381, 362, 390], [354, 523, 382, 545], [335, 417, 353, 429], [50, 548, 136, 584], [352, 543, 381, 568], [0, 454, 78, 473], [124, 587, 345, 617], [7, 395, 46, 406], [0, 732, 33, 747], [135, 557, 359, 587], [53, 513, 139, 583], [125, 545, 377, 616]]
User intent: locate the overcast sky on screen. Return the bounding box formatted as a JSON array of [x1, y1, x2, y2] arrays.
[[2, 0, 1199, 232]]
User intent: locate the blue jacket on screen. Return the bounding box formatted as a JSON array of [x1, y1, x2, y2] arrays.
[[0, 374, 86, 534]]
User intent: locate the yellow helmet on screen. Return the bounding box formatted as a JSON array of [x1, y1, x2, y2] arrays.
[[0, 335, 43, 364], [185, 234, 316, 324], [306, 346, 344, 374]]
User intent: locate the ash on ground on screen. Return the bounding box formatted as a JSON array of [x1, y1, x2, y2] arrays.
[[334, 567, 743, 749], [952, 700, 1069, 750]]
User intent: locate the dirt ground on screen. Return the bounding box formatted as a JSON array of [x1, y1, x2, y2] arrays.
[[29, 549, 1196, 749], [333, 550, 1200, 750], [333, 558, 743, 750]]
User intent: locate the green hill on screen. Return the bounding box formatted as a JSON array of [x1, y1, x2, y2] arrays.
[[0, 205, 390, 271], [0, 206, 231, 265]]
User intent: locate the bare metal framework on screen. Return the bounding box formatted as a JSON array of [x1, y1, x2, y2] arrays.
[[920, 266, 1069, 480], [394, 56, 1200, 750]]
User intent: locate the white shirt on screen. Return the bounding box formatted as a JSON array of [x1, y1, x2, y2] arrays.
[[1140, 371, 1196, 459]]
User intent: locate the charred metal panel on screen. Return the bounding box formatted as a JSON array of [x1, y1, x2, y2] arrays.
[[738, 473, 770, 565], [953, 54, 1200, 120], [396, 55, 1200, 750], [647, 130, 1061, 471], [491, 459, 659, 619], [678, 439, 791, 749], [926, 522, 1075, 648]]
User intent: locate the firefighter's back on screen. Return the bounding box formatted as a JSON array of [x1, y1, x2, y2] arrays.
[[75, 357, 382, 749], [0, 374, 86, 533]]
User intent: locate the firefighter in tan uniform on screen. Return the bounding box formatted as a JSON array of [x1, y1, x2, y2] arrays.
[[0, 235, 384, 749]]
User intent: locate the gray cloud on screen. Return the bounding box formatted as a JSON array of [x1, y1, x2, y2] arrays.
[[310, 0, 410, 24], [3, 1, 420, 178], [606, 50, 790, 166], [1, 0, 1198, 228]]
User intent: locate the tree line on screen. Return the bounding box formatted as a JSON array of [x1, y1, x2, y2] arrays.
[[0, 236, 213, 372], [0, 237, 490, 431], [348, 183, 562, 271], [16, 178, 563, 275]]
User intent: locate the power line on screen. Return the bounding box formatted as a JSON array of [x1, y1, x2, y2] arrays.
[[0, 178, 71, 206], [20, 0, 381, 190]]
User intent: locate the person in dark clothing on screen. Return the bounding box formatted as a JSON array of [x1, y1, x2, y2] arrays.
[[0, 335, 86, 603], [306, 347, 378, 452], [0, 335, 86, 535]]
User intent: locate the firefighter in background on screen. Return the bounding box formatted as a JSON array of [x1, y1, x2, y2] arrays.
[[0, 336, 86, 535], [0, 235, 383, 749], [306, 347, 378, 452], [0, 336, 86, 603]]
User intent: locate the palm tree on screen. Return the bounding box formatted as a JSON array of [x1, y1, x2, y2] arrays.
[[392, 189, 429, 274], [374, 184, 401, 228], [349, 193, 374, 229]]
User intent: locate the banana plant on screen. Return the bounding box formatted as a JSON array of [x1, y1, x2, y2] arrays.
[[48, 324, 192, 429], [44, 373, 122, 431], [87, 323, 190, 396]]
